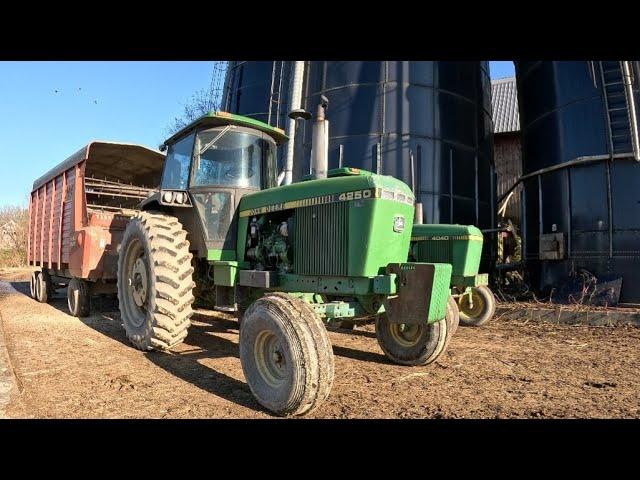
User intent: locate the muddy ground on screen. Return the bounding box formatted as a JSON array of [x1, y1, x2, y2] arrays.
[[1, 267, 639, 419]]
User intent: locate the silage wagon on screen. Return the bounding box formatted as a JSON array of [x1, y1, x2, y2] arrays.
[[28, 141, 165, 316]]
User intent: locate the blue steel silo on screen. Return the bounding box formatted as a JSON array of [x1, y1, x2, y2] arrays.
[[223, 61, 496, 263], [516, 61, 640, 303]]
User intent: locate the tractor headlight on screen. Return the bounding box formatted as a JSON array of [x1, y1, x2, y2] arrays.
[[163, 191, 174, 203], [175, 192, 185, 204]]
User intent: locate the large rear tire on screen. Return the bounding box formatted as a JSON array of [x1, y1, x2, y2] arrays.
[[458, 285, 496, 327], [375, 314, 449, 366], [117, 211, 195, 351], [67, 277, 91, 317], [239, 293, 334, 417]]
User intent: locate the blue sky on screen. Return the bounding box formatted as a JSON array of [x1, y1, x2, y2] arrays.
[[0, 61, 514, 207]]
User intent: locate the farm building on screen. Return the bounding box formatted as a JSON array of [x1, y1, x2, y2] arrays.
[[491, 76, 522, 226]]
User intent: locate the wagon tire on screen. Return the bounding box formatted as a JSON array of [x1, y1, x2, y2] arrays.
[[117, 211, 195, 351], [375, 314, 449, 366], [36, 270, 52, 303], [30, 271, 39, 300], [459, 285, 496, 327], [67, 277, 91, 317], [240, 293, 334, 417]]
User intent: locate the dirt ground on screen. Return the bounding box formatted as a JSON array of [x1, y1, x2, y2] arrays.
[[1, 267, 639, 419]]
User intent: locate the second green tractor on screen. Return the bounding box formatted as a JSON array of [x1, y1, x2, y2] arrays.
[[410, 224, 496, 328]]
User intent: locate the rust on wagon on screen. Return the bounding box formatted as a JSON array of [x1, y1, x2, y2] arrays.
[[28, 141, 165, 283]]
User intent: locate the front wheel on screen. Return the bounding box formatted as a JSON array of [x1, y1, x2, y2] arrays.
[[375, 314, 449, 366], [458, 285, 496, 327], [240, 293, 334, 417], [446, 295, 460, 338]]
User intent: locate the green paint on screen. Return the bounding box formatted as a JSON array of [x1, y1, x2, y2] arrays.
[[451, 273, 489, 289], [426, 263, 453, 323], [238, 171, 415, 278], [411, 224, 484, 278], [207, 249, 237, 261], [212, 261, 238, 287], [259, 273, 397, 296]]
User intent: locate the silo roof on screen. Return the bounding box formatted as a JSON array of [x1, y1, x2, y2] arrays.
[[491, 77, 520, 133]]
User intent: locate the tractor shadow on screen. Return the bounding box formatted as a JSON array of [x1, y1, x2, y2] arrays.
[[9, 281, 263, 412], [10, 280, 392, 408]]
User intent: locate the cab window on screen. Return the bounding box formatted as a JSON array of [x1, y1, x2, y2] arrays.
[[192, 127, 275, 189], [161, 133, 195, 190]]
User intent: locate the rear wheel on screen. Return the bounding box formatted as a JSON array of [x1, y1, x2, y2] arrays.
[[67, 278, 91, 317], [36, 270, 52, 303], [30, 271, 39, 300], [458, 285, 496, 327], [240, 293, 334, 417], [376, 313, 449, 366], [117, 211, 195, 351]]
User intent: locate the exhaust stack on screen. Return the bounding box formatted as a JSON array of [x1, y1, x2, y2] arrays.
[[410, 150, 423, 224], [310, 95, 329, 180]]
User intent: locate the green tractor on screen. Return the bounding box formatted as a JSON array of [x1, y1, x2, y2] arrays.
[[409, 224, 496, 328], [117, 101, 456, 416]]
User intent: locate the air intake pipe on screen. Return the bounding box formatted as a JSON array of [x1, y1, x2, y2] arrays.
[[310, 95, 329, 180]]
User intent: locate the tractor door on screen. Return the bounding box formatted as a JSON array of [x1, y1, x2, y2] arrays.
[[189, 125, 277, 256]]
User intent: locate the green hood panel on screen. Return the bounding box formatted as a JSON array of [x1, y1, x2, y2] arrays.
[[239, 170, 413, 215]]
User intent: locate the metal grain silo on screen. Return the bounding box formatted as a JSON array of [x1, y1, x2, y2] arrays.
[[516, 61, 640, 303]]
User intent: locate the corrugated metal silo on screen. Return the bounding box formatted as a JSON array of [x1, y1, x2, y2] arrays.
[[516, 61, 640, 303]]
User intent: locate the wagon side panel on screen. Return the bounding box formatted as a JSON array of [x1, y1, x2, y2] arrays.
[[61, 166, 77, 264]]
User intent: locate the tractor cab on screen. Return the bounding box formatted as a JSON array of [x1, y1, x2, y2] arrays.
[[147, 112, 287, 260]]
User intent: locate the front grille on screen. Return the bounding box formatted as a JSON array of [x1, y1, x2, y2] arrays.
[[294, 202, 349, 276], [415, 239, 453, 265]]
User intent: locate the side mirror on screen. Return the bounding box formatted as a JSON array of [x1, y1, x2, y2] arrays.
[[158, 144, 167, 152]]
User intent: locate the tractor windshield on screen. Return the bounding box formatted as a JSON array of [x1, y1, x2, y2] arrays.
[[192, 126, 276, 189]]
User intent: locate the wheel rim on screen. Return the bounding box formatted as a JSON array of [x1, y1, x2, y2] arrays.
[[389, 323, 424, 347], [123, 238, 148, 328], [459, 289, 485, 317], [254, 330, 287, 388]]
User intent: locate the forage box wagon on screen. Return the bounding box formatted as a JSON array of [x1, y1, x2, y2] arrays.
[[28, 141, 165, 315]]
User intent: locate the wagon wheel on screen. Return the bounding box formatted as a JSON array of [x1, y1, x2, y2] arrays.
[[67, 277, 91, 317]]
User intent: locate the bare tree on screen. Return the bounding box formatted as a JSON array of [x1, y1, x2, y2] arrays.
[[0, 204, 29, 267], [166, 88, 216, 136]]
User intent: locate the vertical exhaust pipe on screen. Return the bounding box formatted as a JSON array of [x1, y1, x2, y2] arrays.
[[310, 95, 330, 180], [410, 149, 423, 224], [281, 61, 306, 185]]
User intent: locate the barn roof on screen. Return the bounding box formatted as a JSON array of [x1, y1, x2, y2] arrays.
[[491, 77, 520, 134]]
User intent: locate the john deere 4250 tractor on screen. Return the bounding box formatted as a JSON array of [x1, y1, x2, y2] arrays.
[[117, 100, 455, 416]]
